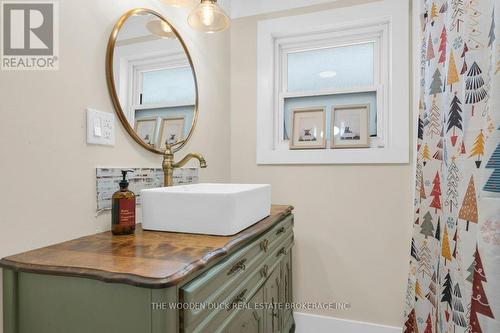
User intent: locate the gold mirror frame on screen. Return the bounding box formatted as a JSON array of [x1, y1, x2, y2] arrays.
[[105, 8, 199, 154]]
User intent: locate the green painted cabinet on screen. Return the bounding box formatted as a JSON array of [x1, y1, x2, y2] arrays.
[[221, 288, 265, 333], [264, 265, 281, 333], [2, 214, 295, 333]]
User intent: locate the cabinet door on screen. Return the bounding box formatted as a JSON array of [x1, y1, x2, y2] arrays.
[[281, 250, 293, 332], [264, 266, 281, 333], [221, 289, 264, 333]]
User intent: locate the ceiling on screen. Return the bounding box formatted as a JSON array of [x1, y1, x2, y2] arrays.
[[219, 0, 339, 19]]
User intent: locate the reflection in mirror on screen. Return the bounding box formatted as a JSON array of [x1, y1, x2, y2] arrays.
[[110, 11, 197, 153]]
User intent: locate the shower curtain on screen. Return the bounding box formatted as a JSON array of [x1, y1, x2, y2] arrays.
[[404, 0, 499, 333]]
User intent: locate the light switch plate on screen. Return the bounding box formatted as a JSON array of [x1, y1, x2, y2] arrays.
[[86, 108, 115, 146]]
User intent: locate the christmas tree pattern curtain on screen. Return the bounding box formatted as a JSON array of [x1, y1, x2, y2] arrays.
[[404, 0, 500, 333]]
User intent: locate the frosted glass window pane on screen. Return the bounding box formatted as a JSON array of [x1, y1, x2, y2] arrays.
[[283, 92, 377, 141], [142, 67, 195, 105], [287, 43, 374, 92]]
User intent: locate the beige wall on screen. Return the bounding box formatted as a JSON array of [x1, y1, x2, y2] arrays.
[[0, 1, 231, 331], [230, 0, 414, 327]]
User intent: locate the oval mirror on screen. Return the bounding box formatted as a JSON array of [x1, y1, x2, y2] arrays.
[[106, 8, 198, 154]]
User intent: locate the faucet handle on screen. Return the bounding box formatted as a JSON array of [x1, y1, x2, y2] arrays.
[[171, 140, 184, 149], [164, 141, 185, 155], [164, 144, 173, 155]]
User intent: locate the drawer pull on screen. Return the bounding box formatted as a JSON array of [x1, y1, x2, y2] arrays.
[[260, 239, 269, 252], [228, 289, 247, 310], [276, 226, 286, 235], [227, 259, 247, 275], [261, 264, 269, 278], [277, 247, 288, 257]]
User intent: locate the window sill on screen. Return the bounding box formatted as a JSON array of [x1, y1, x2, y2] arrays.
[[256, 147, 410, 165]]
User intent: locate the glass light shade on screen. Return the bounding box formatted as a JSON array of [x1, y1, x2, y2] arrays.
[[188, 0, 230, 33], [160, 0, 193, 7], [145, 17, 176, 39]]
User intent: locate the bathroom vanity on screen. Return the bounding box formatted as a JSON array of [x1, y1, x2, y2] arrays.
[[0, 205, 295, 333]]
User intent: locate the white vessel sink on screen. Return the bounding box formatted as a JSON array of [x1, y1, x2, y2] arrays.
[[141, 183, 271, 236]]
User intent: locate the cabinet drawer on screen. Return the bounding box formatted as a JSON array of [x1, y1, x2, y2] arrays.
[[260, 215, 294, 255], [181, 240, 266, 325], [181, 215, 293, 325], [182, 231, 294, 333]]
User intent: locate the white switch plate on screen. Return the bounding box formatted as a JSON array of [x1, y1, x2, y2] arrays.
[[86, 108, 115, 146]]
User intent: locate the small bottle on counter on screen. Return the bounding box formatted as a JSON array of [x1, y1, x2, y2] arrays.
[[112, 170, 136, 235]]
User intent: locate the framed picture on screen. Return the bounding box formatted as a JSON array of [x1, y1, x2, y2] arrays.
[[331, 104, 370, 148], [134, 117, 158, 148], [290, 107, 326, 149], [158, 117, 185, 150]]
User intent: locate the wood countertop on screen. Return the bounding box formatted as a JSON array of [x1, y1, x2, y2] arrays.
[[0, 205, 293, 288]]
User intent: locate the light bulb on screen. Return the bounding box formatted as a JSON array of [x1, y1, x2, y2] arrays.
[[319, 70, 337, 78], [201, 3, 215, 26], [333, 126, 340, 136]]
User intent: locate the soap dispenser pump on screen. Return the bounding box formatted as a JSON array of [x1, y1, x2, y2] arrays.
[[112, 169, 136, 235]]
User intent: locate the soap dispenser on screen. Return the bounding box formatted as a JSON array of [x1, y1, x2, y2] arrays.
[[112, 170, 136, 235]]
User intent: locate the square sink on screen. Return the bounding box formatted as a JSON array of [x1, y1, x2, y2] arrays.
[[141, 183, 271, 236]]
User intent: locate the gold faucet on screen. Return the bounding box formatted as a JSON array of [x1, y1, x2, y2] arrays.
[[162, 144, 207, 187]]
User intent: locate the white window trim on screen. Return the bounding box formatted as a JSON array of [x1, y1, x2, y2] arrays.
[[118, 51, 195, 126], [275, 25, 387, 151], [256, 4, 410, 165]]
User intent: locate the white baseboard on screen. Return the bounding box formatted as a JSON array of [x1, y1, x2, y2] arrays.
[[294, 312, 401, 333]]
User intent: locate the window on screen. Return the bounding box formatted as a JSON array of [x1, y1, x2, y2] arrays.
[[275, 21, 387, 151], [130, 52, 196, 111], [140, 66, 195, 106], [281, 41, 380, 144], [128, 55, 195, 143], [257, 2, 410, 164]]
